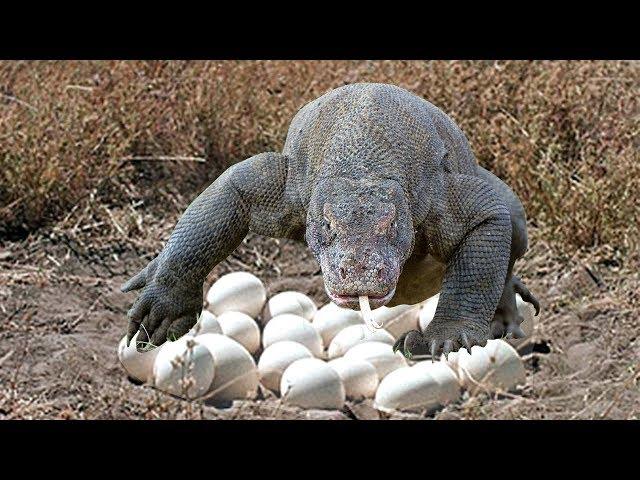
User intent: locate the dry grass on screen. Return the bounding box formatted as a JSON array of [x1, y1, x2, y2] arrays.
[[1, 61, 638, 256]]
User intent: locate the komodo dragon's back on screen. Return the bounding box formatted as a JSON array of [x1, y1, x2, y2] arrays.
[[283, 83, 479, 204]]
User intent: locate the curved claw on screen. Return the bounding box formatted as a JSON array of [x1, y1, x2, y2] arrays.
[[126, 298, 151, 346], [127, 319, 141, 346], [461, 332, 472, 354], [442, 340, 453, 359], [121, 266, 148, 293], [514, 277, 540, 316], [429, 340, 438, 362]]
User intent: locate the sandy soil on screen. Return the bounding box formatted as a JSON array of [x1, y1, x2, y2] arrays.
[[1, 218, 638, 420]]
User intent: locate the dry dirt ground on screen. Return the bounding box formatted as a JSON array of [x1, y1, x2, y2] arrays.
[[1, 203, 638, 420]]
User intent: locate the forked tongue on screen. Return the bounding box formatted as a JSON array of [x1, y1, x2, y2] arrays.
[[359, 295, 383, 332]]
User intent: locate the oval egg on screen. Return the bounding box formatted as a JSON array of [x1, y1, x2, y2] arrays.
[[327, 324, 395, 359], [205, 272, 266, 318], [411, 360, 461, 405], [152, 335, 215, 400], [343, 341, 407, 380], [216, 311, 261, 354], [117, 331, 161, 383], [262, 313, 324, 357], [328, 357, 379, 400], [418, 293, 440, 332], [196, 333, 259, 403], [262, 291, 317, 322], [372, 304, 420, 339], [374, 366, 443, 413], [258, 341, 314, 393], [280, 358, 345, 410], [188, 310, 223, 336], [312, 302, 363, 346], [456, 339, 526, 395], [508, 293, 535, 348]]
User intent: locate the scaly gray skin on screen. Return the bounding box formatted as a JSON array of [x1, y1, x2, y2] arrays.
[[122, 83, 539, 358]]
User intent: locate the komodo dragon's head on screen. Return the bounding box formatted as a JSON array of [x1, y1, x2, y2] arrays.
[[306, 178, 415, 310]]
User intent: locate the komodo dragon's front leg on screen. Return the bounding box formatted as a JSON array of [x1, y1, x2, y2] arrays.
[[121, 152, 298, 349], [394, 173, 512, 359]]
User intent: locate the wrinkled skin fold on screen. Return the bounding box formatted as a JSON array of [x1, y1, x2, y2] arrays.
[[122, 83, 539, 357]]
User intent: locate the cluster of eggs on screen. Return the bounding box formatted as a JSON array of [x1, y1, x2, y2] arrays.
[[118, 272, 535, 413]]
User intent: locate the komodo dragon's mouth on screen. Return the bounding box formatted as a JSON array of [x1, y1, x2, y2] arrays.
[[329, 288, 395, 309]]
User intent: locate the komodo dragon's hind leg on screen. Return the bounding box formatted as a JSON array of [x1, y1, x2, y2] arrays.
[[476, 166, 540, 340], [492, 275, 540, 339]]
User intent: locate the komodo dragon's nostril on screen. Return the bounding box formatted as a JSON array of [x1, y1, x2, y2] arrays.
[[340, 267, 347, 280], [376, 266, 385, 280]]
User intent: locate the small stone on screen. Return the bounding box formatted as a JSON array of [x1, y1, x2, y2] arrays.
[[347, 400, 381, 420], [566, 342, 598, 371], [304, 409, 350, 420]]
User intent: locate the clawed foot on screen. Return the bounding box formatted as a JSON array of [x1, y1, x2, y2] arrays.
[[121, 256, 202, 351], [490, 275, 539, 340], [393, 320, 490, 360], [513, 276, 540, 316]]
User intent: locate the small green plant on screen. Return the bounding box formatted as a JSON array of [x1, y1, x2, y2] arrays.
[[168, 331, 179, 342]]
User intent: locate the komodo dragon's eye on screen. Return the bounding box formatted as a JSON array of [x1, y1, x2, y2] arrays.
[[321, 218, 336, 246]]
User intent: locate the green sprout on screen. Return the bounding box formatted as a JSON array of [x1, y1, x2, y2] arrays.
[[167, 331, 179, 342]]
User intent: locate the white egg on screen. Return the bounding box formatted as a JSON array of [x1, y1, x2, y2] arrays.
[[188, 310, 223, 336], [152, 335, 215, 400], [343, 341, 407, 380], [117, 331, 161, 383], [456, 339, 526, 394], [216, 311, 261, 354], [312, 302, 363, 346], [411, 361, 462, 405], [280, 358, 345, 410], [327, 324, 395, 359], [196, 333, 259, 403], [328, 357, 379, 400], [206, 272, 266, 318], [371, 304, 420, 339], [418, 293, 440, 332], [374, 366, 443, 413], [262, 313, 324, 357], [262, 291, 317, 322], [258, 341, 314, 393], [508, 293, 535, 348]]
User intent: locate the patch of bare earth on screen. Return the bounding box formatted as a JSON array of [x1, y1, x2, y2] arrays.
[[1, 204, 638, 419]]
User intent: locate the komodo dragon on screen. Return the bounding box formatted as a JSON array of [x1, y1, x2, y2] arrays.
[[121, 83, 539, 359]]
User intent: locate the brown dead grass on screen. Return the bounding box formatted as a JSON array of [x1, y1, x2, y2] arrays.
[[1, 61, 638, 255]]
